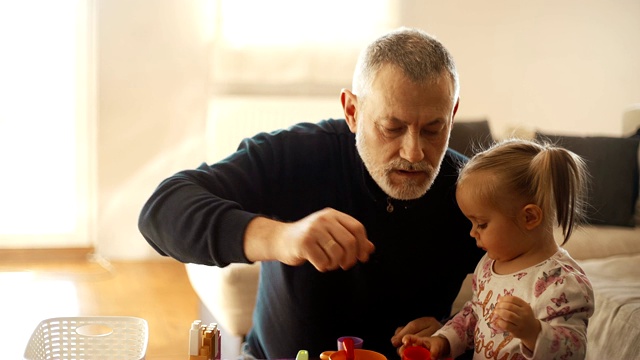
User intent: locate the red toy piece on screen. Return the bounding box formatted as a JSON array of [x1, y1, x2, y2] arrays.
[[402, 346, 431, 360]]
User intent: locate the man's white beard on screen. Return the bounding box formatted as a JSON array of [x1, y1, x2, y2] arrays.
[[355, 126, 442, 200]]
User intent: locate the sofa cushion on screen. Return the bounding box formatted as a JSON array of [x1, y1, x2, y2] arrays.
[[535, 132, 640, 227], [557, 225, 640, 260], [185, 262, 260, 337], [449, 120, 494, 158], [630, 129, 640, 225]]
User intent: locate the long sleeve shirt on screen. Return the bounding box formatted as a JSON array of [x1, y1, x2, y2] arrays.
[[436, 249, 594, 360]]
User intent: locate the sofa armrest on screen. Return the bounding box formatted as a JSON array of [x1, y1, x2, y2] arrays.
[[185, 262, 260, 337]]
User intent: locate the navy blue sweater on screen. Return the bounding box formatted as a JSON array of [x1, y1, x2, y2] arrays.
[[139, 119, 483, 359]]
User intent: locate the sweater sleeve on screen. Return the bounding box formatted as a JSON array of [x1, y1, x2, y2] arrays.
[[434, 300, 478, 358], [138, 120, 350, 267], [138, 123, 297, 267], [138, 165, 260, 266], [524, 263, 595, 360]]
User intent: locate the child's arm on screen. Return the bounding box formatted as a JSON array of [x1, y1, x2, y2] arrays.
[[535, 271, 594, 359], [430, 300, 478, 358], [493, 270, 594, 359]]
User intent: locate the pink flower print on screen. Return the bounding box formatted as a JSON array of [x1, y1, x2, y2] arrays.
[[551, 333, 561, 353], [450, 314, 468, 339], [551, 293, 568, 307], [556, 326, 582, 349], [550, 326, 578, 353], [534, 267, 564, 297], [534, 281, 546, 297]]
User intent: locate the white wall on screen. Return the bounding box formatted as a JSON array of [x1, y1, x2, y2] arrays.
[[399, 0, 640, 137], [96, 0, 211, 259], [97, 0, 640, 259]]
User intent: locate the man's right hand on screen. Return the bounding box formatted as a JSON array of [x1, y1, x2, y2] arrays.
[[244, 208, 375, 272]]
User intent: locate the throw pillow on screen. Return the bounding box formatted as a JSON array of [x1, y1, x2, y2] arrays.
[[535, 132, 640, 227], [630, 129, 640, 226], [449, 120, 494, 158]]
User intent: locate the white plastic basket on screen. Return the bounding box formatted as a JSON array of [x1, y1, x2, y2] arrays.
[[23, 316, 148, 360]]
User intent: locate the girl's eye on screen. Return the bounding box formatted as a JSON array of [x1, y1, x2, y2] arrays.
[[477, 223, 487, 229]]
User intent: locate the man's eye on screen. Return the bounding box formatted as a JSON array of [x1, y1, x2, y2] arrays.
[[380, 126, 403, 137], [422, 129, 440, 136], [421, 125, 444, 136]]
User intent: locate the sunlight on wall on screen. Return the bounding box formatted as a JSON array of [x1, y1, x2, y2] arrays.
[[0, 1, 85, 238], [217, 0, 393, 47]]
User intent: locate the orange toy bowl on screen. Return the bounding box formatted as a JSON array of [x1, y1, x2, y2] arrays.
[[329, 349, 387, 360]]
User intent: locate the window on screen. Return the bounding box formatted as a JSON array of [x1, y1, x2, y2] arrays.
[[0, 1, 94, 248]]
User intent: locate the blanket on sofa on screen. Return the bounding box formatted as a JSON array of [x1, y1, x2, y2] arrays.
[[578, 253, 640, 360]]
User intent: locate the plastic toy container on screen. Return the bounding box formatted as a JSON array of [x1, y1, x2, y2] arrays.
[[23, 316, 148, 360]]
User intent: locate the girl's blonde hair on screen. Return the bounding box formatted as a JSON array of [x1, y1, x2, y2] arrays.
[[458, 138, 589, 245]]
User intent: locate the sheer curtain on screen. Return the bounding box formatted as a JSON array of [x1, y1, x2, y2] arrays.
[[208, 0, 399, 95], [0, 1, 94, 248]]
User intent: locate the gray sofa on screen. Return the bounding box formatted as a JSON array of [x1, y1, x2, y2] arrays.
[[186, 120, 640, 360]]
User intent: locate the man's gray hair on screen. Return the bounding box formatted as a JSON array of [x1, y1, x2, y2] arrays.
[[352, 27, 459, 101]]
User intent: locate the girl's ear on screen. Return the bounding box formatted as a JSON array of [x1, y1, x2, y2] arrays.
[[522, 204, 543, 230]]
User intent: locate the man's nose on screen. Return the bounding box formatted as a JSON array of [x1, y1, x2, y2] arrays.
[[399, 133, 424, 163]]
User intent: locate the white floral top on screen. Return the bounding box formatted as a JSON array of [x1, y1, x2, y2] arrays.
[[436, 248, 594, 360]]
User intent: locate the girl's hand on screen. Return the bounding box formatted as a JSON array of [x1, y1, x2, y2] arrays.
[[398, 334, 450, 359], [391, 316, 442, 347], [491, 295, 541, 351]]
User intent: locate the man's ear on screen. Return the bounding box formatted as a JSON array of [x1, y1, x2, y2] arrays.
[[452, 97, 460, 122], [522, 204, 543, 230], [341, 89, 358, 133]]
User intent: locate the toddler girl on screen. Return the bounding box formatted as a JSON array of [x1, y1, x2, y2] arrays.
[[402, 138, 595, 359]]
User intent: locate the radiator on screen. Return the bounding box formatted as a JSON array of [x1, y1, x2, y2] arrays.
[[206, 95, 345, 162]]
